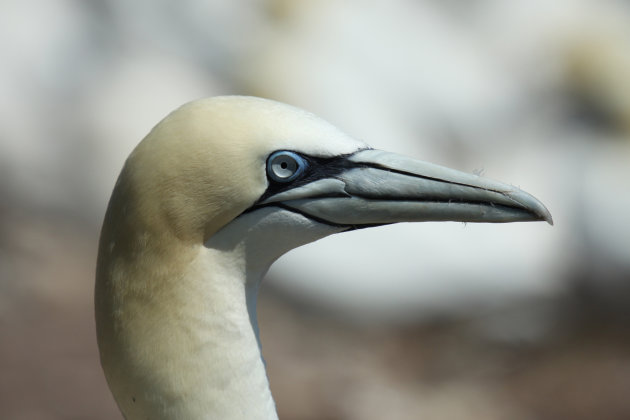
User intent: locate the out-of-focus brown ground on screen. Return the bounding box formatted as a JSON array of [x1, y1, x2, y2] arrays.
[[1, 209, 629, 420]]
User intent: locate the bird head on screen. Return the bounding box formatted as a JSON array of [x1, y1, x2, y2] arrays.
[[108, 96, 551, 262]]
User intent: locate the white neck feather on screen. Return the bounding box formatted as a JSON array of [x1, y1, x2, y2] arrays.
[[101, 246, 277, 420], [173, 246, 278, 420], [98, 208, 341, 420]]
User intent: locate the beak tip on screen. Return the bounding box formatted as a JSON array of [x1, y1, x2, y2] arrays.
[[542, 212, 554, 226], [507, 189, 553, 226], [531, 200, 553, 226]]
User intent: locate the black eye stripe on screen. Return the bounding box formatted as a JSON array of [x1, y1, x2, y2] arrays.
[[257, 149, 370, 203]]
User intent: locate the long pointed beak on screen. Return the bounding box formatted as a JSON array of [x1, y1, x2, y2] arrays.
[[260, 149, 553, 228]]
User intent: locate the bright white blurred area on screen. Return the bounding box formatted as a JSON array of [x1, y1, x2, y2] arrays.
[[2, 1, 630, 419]]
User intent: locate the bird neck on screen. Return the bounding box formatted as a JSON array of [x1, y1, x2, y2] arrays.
[[96, 237, 278, 420], [96, 204, 341, 420]]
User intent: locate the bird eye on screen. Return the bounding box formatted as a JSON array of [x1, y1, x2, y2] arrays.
[[267, 151, 307, 183]]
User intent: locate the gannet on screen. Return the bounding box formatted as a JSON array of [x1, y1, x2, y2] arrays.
[[95, 96, 552, 420]]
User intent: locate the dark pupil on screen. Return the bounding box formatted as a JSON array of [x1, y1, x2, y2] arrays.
[[281, 161, 288, 169]]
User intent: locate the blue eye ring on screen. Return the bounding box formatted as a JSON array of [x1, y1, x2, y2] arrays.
[[267, 151, 308, 183]]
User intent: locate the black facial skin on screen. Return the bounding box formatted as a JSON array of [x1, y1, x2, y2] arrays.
[[243, 149, 376, 230], [256, 149, 372, 204]]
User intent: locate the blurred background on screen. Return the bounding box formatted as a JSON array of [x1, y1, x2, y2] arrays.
[[1, 0, 630, 419]]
